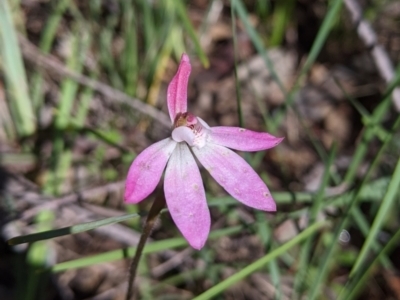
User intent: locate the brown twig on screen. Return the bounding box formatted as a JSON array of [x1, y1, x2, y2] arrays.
[[18, 35, 171, 127], [344, 0, 400, 111], [151, 247, 193, 278], [20, 181, 125, 220]]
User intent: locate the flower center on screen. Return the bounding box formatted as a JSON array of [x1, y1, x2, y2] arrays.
[[172, 112, 210, 148], [173, 112, 197, 128]]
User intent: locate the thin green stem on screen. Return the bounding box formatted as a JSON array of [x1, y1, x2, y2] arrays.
[[126, 194, 166, 300], [193, 221, 329, 300], [349, 156, 400, 276], [344, 227, 400, 300], [292, 144, 337, 298]]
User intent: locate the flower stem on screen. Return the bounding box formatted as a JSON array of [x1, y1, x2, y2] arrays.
[[126, 194, 165, 300]]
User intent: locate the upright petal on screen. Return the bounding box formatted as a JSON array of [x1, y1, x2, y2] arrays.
[[209, 127, 284, 152], [167, 54, 191, 122], [125, 138, 177, 204], [193, 144, 276, 211], [164, 143, 210, 249]]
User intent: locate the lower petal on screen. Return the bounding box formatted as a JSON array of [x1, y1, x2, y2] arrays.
[[164, 143, 210, 249], [125, 138, 177, 204], [193, 144, 276, 211]]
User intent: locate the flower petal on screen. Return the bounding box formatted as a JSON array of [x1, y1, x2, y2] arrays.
[[125, 138, 177, 204], [171, 126, 195, 146], [209, 127, 284, 152], [167, 54, 191, 122], [164, 143, 210, 249], [193, 144, 276, 211]]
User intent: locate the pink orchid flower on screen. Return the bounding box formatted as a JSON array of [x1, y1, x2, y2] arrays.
[[125, 54, 283, 249]]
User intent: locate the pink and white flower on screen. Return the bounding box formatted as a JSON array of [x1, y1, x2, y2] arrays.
[[125, 54, 283, 249]]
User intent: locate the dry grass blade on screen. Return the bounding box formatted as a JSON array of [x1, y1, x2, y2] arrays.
[[20, 181, 125, 220], [344, 0, 400, 111]]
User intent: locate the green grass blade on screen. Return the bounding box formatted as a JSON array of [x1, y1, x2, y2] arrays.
[[230, 3, 244, 127], [121, 0, 138, 97], [55, 31, 90, 129], [44, 27, 91, 195], [174, 0, 209, 68], [74, 71, 97, 127], [24, 211, 54, 300], [269, 0, 343, 132], [269, 0, 296, 46], [343, 98, 391, 185], [193, 221, 329, 300], [232, 0, 287, 96], [350, 207, 392, 269], [307, 114, 400, 300], [31, 0, 70, 111], [255, 213, 282, 299], [333, 76, 388, 142], [268, 259, 282, 300], [140, 0, 156, 52], [344, 63, 400, 184], [99, 14, 124, 90], [292, 144, 337, 298], [50, 225, 243, 272], [297, 0, 342, 79], [8, 213, 140, 245], [343, 227, 400, 300], [349, 157, 400, 276], [152, 268, 218, 293], [255, 0, 270, 18], [0, 0, 36, 136]]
